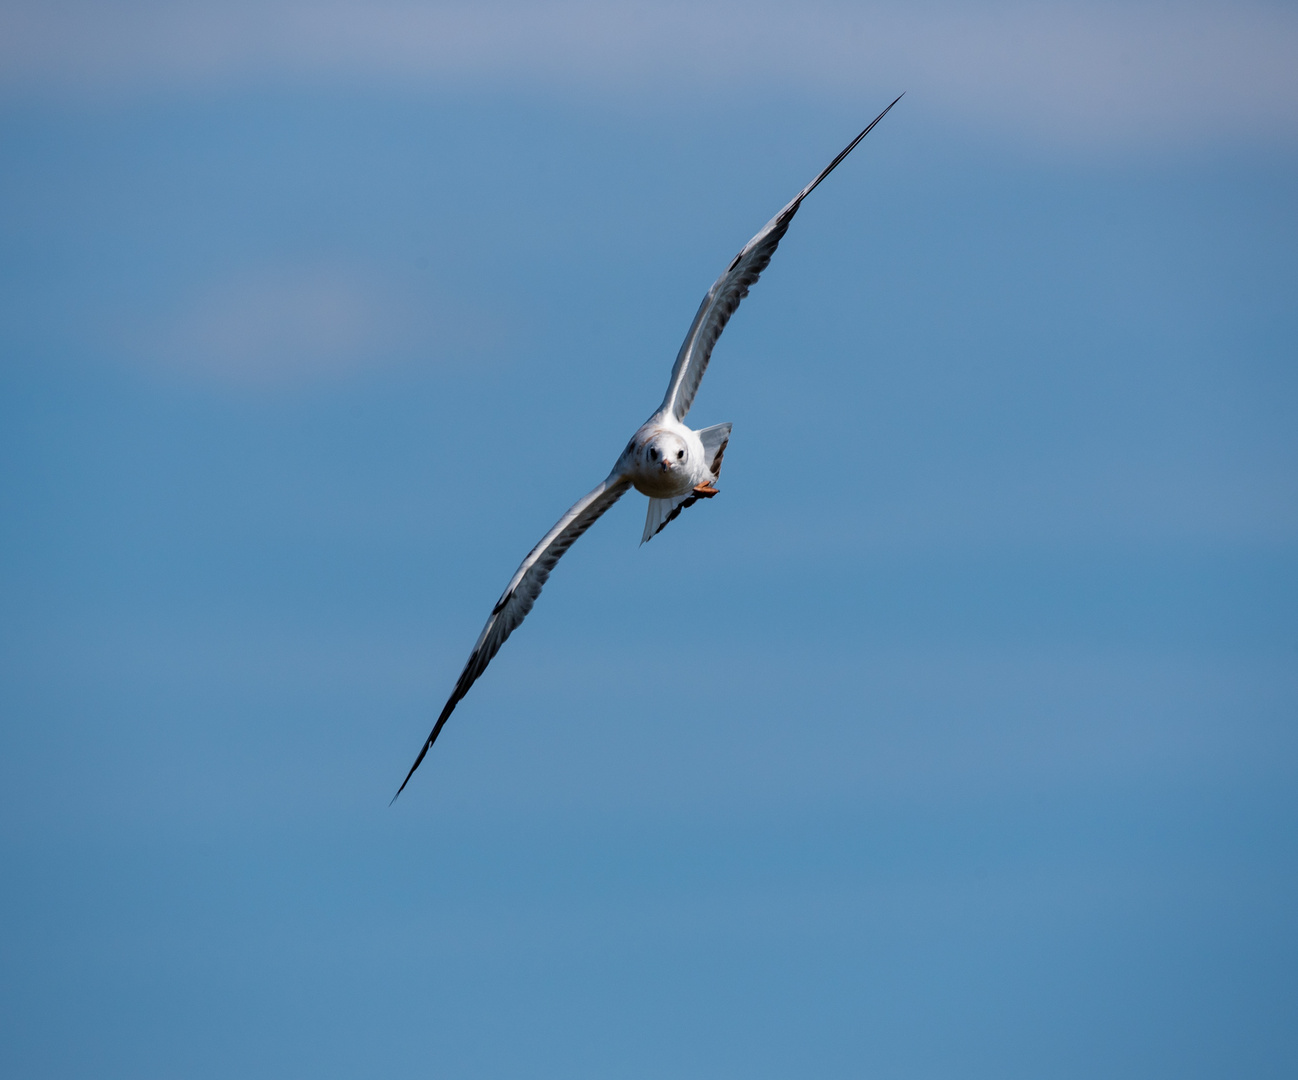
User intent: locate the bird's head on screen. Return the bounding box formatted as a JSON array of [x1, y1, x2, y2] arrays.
[[643, 432, 688, 474]]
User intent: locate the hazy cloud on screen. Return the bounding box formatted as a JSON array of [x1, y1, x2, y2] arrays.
[[1, 1, 1295, 151], [135, 262, 484, 388]]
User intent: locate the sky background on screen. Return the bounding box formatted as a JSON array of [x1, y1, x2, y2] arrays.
[[1, 2, 1296, 1077]]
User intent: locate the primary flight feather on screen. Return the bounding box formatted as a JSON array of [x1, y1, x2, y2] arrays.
[[393, 95, 902, 800]]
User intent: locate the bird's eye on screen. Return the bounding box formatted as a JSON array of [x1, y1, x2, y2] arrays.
[[677, 449, 684, 459], [649, 448, 657, 460]]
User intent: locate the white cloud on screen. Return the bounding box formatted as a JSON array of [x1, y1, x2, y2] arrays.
[[136, 262, 482, 388], [1, 1, 1295, 151]]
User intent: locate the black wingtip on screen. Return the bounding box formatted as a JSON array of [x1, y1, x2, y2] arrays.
[[389, 744, 428, 805], [389, 692, 464, 804], [797, 92, 905, 205], [841, 92, 905, 163]]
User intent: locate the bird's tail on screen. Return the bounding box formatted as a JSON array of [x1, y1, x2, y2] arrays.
[[697, 422, 731, 478], [640, 422, 732, 544]]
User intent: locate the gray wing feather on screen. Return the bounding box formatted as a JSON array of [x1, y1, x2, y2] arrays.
[[659, 95, 903, 422], [393, 474, 632, 799]]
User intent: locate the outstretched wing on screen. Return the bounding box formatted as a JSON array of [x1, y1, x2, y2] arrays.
[[393, 473, 632, 800], [659, 94, 903, 422]]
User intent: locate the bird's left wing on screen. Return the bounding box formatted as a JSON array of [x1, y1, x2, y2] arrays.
[[658, 94, 903, 422], [393, 473, 632, 800]]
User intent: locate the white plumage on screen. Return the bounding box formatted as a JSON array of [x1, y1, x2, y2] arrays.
[[393, 95, 902, 799]]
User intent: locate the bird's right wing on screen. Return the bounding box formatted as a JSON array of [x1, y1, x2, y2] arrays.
[[658, 94, 903, 422], [393, 473, 632, 800]]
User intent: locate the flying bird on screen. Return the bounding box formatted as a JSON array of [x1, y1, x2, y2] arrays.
[[393, 95, 902, 800]]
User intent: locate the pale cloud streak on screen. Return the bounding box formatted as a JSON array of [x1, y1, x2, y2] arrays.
[[124, 262, 491, 389], [0, 1, 1295, 150], [149, 264, 392, 387]]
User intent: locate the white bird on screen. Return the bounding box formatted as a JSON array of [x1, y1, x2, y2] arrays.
[[393, 96, 902, 799]]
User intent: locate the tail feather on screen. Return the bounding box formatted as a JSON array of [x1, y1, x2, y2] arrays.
[[698, 422, 732, 477], [641, 423, 733, 544], [642, 494, 691, 543]]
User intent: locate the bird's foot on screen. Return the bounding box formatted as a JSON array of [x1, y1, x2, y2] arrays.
[[692, 482, 719, 498]]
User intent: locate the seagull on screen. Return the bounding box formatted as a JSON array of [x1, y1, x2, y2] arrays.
[[393, 95, 902, 800]]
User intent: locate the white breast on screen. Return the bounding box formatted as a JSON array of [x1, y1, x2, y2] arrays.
[[625, 422, 708, 498]]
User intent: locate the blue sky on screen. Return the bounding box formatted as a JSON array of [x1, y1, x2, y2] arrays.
[[1, 3, 1296, 1077]]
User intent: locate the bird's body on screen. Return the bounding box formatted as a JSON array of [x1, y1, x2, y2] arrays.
[[393, 96, 902, 800], [623, 415, 711, 500]]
